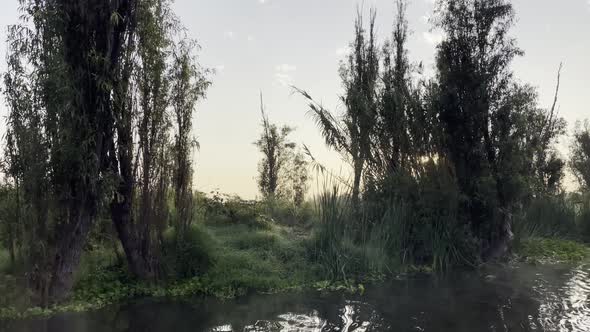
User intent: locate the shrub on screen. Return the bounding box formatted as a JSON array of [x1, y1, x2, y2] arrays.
[[364, 161, 477, 271], [227, 231, 279, 251], [161, 225, 216, 279], [202, 193, 273, 229], [74, 247, 121, 285], [262, 197, 314, 226]]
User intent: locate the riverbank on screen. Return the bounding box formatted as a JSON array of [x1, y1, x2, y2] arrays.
[[1, 216, 589, 321], [515, 237, 590, 263], [0, 220, 343, 320]]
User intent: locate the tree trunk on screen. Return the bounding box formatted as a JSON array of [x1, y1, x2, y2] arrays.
[[7, 226, 15, 267], [47, 205, 94, 303], [111, 193, 156, 280], [352, 157, 364, 213], [484, 213, 514, 261]]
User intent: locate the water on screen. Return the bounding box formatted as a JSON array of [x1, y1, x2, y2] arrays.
[[3, 263, 590, 332]]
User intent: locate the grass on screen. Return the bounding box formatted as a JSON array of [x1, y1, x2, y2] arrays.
[[199, 223, 320, 298], [510, 194, 590, 264], [3, 190, 590, 321], [512, 196, 578, 243], [515, 237, 590, 263], [0, 221, 328, 320]]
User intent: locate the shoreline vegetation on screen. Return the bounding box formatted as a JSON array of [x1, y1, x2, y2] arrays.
[[1, 0, 590, 324], [1, 194, 589, 320]]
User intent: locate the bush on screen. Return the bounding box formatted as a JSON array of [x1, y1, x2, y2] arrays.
[[364, 161, 477, 271], [161, 225, 216, 279], [227, 231, 279, 251], [262, 197, 314, 226], [202, 193, 273, 230], [74, 247, 121, 285]]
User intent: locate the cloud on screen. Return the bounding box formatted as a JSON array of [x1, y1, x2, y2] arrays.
[[258, 0, 268, 3], [214, 65, 225, 73], [336, 46, 351, 57], [224, 31, 235, 39], [422, 31, 444, 45], [275, 73, 293, 86], [274, 64, 296, 86], [247, 35, 255, 42], [276, 64, 296, 72]]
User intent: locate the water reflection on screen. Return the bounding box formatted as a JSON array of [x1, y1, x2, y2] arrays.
[[3, 263, 590, 332], [535, 264, 590, 331]]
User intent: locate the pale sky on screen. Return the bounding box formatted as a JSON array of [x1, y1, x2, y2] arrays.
[[0, 0, 589, 199]]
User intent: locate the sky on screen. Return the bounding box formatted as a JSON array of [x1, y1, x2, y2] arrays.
[[0, 0, 589, 199]]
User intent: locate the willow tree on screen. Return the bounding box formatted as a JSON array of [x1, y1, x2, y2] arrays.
[[370, 0, 438, 181], [170, 40, 211, 234], [571, 120, 590, 192], [3, 0, 137, 304], [373, 0, 412, 176], [0, 183, 19, 267], [135, 0, 173, 278], [434, 0, 566, 258], [254, 94, 296, 199], [296, 9, 379, 210], [516, 75, 567, 197], [289, 151, 310, 207], [109, 0, 210, 279]]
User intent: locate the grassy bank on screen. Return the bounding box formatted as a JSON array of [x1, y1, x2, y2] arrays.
[[0, 219, 344, 320], [511, 194, 590, 263], [514, 238, 590, 264], [2, 192, 590, 321], [4, 228, 589, 320]]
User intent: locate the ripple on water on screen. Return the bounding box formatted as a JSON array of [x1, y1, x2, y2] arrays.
[[535, 264, 590, 332]]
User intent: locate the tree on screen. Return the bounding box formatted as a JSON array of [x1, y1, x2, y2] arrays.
[[109, 0, 163, 281], [515, 75, 567, 197], [434, 0, 526, 258], [571, 120, 590, 191], [136, 0, 175, 278], [170, 40, 211, 234], [3, 0, 209, 301], [291, 151, 310, 207], [3, 0, 138, 304], [373, 0, 412, 175], [370, 0, 439, 181], [0, 184, 18, 267], [296, 8, 379, 210], [108, 0, 210, 279], [254, 94, 296, 199]]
